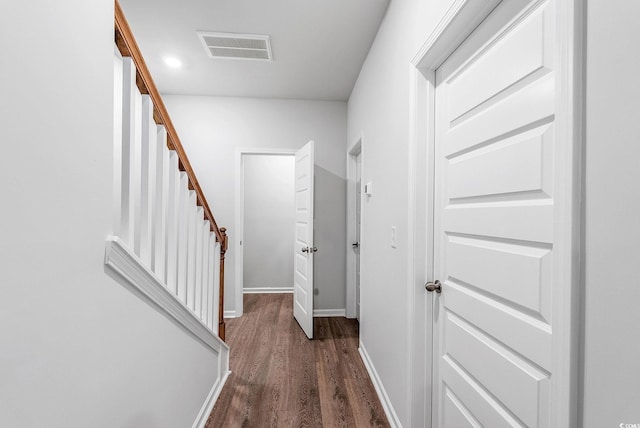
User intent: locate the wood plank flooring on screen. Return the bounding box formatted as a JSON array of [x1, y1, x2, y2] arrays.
[[205, 293, 390, 428]]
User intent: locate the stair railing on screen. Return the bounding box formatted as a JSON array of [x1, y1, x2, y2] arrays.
[[112, 0, 226, 340]]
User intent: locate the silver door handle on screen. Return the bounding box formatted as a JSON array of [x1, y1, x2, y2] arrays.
[[311, 246, 318, 253], [302, 247, 309, 253], [352, 242, 360, 248], [425, 280, 442, 293]]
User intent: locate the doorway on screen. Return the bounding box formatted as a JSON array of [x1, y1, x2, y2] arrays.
[[234, 148, 297, 316], [242, 154, 295, 294], [346, 137, 363, 320]]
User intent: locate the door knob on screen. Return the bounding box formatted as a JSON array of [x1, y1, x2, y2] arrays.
[[302, 247, 309, 253], [311, 246, 318, 253], [425, 280, 442, 293], [352, 242, 360, 248]]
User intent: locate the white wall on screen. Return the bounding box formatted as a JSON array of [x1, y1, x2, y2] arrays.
[[347, 0, 454, 425], [582, 1, 640, 426], [163, 95, 347, 314], [0, 2, 223, 427], [243, 155, 295, 291]]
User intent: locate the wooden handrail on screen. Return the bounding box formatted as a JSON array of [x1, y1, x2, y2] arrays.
[[114, 0, 222, 244]]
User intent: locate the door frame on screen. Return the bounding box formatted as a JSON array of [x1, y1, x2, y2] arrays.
[[346, 134, 363, 319], [234, 147, 297, 317], [407, 0, 585, 426]]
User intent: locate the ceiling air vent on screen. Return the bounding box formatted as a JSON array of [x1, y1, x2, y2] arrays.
[[197, 32, 273, 61]]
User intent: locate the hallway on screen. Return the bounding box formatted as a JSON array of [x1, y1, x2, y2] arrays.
[[206, 294, 389, 427]]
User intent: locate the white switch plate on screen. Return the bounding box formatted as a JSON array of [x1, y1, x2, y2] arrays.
[[391, 226, 397, 248], [364, 182, 373, 196]]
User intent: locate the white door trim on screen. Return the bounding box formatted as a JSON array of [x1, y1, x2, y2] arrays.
[[407, 0, 584, 426], [346, 134, 363, 319], [234, 147, 297, 317]]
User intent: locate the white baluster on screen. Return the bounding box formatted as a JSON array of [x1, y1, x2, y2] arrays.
[[130, 77, 143, 256], [113, 48, 124, 237], [201, 221, 211, 322], [153, 127, 168, 282], [194, 209, 205, 317], [176, 173, 190, 303], [186, 193, 198, 311], [140, 95, 155, 266], [120, 57, 141, 248], [165, 152, 180, 294]]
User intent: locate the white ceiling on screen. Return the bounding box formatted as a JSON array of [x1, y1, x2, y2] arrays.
[[119, 0, 389, 101]]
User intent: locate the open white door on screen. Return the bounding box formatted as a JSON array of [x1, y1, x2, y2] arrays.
[[428, 1, 574, 426], [293, 140, 315, 339]]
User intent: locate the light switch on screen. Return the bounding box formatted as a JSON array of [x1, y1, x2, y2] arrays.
[[364, 182, 373, 196], [391, 226, 397, 248]]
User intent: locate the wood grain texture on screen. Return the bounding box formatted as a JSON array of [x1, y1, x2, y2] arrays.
[[206, 294, 389, 428]]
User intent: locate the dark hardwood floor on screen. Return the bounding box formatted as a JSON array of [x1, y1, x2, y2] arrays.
[[205, 293, 390, 428]]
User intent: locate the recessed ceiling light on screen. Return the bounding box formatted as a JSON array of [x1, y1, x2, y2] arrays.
[[163, 56, 182, 68]]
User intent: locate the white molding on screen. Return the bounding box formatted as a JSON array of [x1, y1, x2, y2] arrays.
[[346, 133, 363, 319], [313, 308, 346, 317], [234, 148, 243, 318], [347, 135, 363, 156], [104, 236, 229, 354], [236, 147, 299, 155], [359, 344, 402, 428], [234, 147, 298, 318], [551, 1, 584, 426], [407, 63, 435, 428], [411, 0, 502, 69], [191, 369, 231, 428], [223, 310, 237, 318], [243, 287, 293, 294]]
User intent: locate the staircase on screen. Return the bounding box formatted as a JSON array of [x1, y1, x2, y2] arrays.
[[106, 0, 229, 385]]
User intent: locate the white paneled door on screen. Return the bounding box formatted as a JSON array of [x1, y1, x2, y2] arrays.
[[293, 141, 315, 339], [431, 1, 563, 426]]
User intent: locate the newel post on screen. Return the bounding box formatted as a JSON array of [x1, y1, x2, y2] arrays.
[[218, 227, 228, 341]]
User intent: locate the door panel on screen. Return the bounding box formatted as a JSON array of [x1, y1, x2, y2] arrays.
[[446, 235, 552, 318], [444, 74, 554, 157], [443, 280, 552, 370], [441, 357, 523, 428], [433, 2, 556, 427], [443, 386, 481, 428], [293, 140, 314, 339], [447, 126, 551, 200], [446, 8, 548, 122], [444, 203, 553, 243], [444, 312, 549, 427]]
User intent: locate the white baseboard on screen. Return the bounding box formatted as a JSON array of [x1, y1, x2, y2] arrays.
[[359, 344, 402, 428], [313, 308, 346, 317], [243, 287, 294, 294], [192, 369, 231, 428], [223, 310, 237, 318]]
